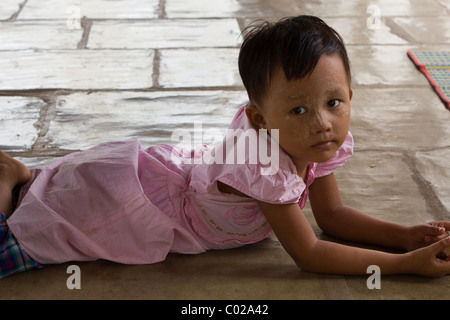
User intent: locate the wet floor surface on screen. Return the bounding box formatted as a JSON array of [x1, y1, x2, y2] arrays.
[[1, 0, 450, 300]]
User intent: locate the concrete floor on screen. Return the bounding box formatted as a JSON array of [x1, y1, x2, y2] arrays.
[[1, 0, 450, 300]]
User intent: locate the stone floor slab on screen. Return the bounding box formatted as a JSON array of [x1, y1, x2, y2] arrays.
[[166, 0, 308, 19], [350, 87, 450, 149], [235, 0, 304, 18], [0, 50, 153, 90], [345, 274, 450, 299], [334, 150, 434, 226], [88, 19, 242, 49], [166, 0, 243, 18], [159, 48, 242, 88], [0, 239, 331, 300], [347, 45, 432, 86], [324, 17, 408, 45], [393, 17, 450, 44], [414, 149, 450, 213], [0, 21, 82, 50], [15, 156, 56, 169], [19, 0, 159, 20], [0, 96, 44, 151], [46, 90, 248, 151], [303, 0, 445, 17]]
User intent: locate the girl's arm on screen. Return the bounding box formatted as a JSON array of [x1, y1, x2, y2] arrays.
[[308, 173, 447, 251], [218, 180, 450, 276], [257, 199, 450, 276]]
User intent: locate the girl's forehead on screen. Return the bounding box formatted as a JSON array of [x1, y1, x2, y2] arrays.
[[270, 56, 350, 97], [288, 88, 347, 101]]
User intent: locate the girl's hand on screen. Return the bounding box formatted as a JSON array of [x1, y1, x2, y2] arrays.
[[403, 222, 449, 252], [425, 221, 450, 244], [405, 237, 450, 277]]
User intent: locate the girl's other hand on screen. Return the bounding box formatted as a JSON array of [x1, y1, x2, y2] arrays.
[[405, 237, 450, 277]]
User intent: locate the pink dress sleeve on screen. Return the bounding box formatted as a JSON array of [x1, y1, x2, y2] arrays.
[[314, 132, 354, 178]]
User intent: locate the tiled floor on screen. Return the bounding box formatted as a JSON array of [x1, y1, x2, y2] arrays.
[[1, 0, 450, 300]]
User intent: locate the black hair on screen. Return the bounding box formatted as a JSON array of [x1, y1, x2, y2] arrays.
[[238, 15, 351, 106]]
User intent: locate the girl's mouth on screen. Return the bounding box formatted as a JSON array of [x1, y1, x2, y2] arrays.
[[311, 140, 334, 149]]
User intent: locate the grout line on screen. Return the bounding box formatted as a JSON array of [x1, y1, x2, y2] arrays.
[[30, 93, 58, 151], [152, 49, 162, 89], [0, 87, 247, 97], [433, 0, 450, 14], [401, 151, 450, 221], [383, 17, 419, 45], [158, 0, 167, 19], [77, 18, 93, 49], [6, 0, 28, 21]]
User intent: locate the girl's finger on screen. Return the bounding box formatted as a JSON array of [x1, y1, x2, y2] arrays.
[[433, 236, 450, 255], [425, 233, 449, 244]]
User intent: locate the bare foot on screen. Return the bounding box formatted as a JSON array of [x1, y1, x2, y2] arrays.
[[0, 151, 31, 188]]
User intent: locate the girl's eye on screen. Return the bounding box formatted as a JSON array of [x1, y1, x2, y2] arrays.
[[291, 106, 307, 115], [327, 99, 340, 108]]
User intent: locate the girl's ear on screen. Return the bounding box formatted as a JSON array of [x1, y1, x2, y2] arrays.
[[245, 104, 266, 129]]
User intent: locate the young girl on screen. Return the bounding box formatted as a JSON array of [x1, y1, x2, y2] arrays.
[[1, 15, 450, 279]]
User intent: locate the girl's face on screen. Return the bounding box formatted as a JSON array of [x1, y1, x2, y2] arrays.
[[247, 53, 352, 174]]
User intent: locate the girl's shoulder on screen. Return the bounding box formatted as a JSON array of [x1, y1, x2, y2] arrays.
[[190, 105, 305, 204]]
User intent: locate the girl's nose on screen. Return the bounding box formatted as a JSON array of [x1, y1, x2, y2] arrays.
[[311, 109, 332, 134]]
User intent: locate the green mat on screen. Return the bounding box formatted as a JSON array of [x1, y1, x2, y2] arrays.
[[407, 51, 450, 110]]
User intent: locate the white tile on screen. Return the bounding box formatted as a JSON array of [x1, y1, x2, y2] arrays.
[[166, 0, 242, 18], [347, 45, 431, 86], [324, 17, 408, 45], [304, 0, 444, 17], [88, 19, 242, 49], [47, 90, 248, 150], [159, 48, 242, 88], [19, 0, 159, 19], [0, 21, 82, 50], [335, 150, 433, 225], [0, 50, 153, 90], [15, 157, 55, 168], [393, 17, 450, 44], [350, 87, 450, 148], [0, 96, 43, 150]]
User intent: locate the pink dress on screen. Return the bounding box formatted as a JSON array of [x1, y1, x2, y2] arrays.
[[7, 106, 353, 265]]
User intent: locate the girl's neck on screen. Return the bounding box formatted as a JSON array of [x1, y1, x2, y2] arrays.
[[294, 162, 310, 181]]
